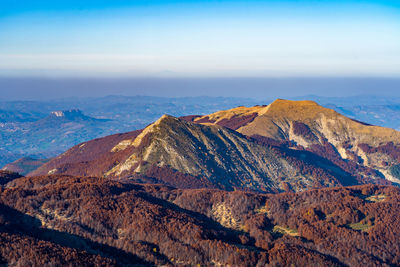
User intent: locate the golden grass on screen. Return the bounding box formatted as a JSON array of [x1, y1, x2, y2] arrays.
[[194, 105, 267, 124], [272, 225, 299, 236], [347, 222, 372, 232], [365, 194, 386, 203], [255, 204, 269, 214]]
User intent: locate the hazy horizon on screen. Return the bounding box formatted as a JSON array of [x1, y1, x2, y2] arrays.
[[1, 76, 400, 101]]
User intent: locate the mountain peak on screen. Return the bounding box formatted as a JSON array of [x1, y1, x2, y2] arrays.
[[153, 114, 178, 125], [263, 99, 336, 121], [128, 114, 181, 149], [269, 99, 320, 108]]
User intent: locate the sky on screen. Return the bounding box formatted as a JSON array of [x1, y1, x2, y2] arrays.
[[0, 1, 399, 99], [0, 0, 399, 78]]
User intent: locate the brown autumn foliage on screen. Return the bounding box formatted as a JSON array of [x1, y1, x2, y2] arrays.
[[359, 142, 400, 161], [1, 175, 399, 266], [143, 165, 218, 189], [305, 142, 385, 184], [179, 114, 202, 122], [30, 129, 143, 177], [193, 115, 216, 124], [0, 203, 125, 266], [0, 232, 116, 266], [292, 121, 318, 142], [216, 113, 258, 130], [185, 112, 258, 130]]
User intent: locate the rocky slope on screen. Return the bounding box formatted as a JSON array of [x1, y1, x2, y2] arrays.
[[192, 99, 400, 184], [30, 114, 355, 193]]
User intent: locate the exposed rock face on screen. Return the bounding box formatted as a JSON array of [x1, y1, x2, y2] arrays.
[[193, 99, 400, 184], [48, 109, 99, 121], [105, 114, 311, 192], [30, 114, 353, 192], [51, 111, 69, 117]]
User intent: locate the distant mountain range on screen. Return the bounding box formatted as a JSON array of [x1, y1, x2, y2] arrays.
[[0, 108, 111, 167]]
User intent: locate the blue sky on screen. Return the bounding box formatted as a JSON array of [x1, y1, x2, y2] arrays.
[[0, 0, 399, 77]]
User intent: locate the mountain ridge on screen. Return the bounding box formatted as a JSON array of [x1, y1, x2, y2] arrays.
[[31, 109, 364, 192]]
